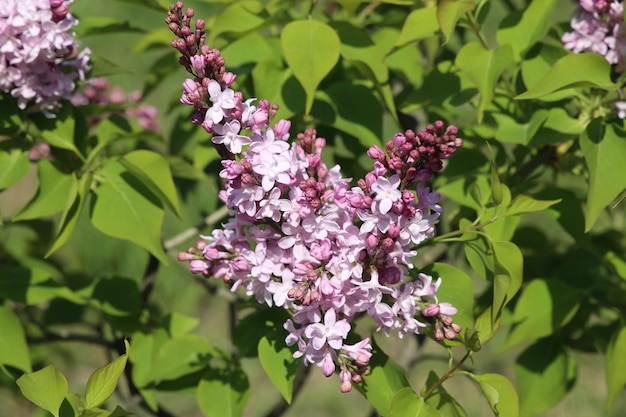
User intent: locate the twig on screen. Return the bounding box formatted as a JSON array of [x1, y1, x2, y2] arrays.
[[422, 350, 472, 400], [164, 205, 229, 251]]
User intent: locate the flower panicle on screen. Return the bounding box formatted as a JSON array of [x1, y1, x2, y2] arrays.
[[170, 2, 463, 392], [0, 0, 91, 117]]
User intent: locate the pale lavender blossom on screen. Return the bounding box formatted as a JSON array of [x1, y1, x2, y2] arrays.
[[171, 1, 464, 393], [0, 0, 91, 117]]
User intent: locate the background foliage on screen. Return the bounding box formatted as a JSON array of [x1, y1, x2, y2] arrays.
[[1, 0, 626, 416]]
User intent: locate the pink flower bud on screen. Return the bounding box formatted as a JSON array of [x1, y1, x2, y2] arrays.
[[322, 354, 335, 377], [178, 252, 194, 261], [222, 72, 237, 86], [190, 260, 208, 273], [366, 234, 379, 248], [423, 304, 440, 317], [367, 145, 386, 161]]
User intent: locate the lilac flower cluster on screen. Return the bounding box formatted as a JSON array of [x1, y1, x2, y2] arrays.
[[71, 77, 160, 132], [0, 0, 90, 117], [170, 2, 463, 392], [562, 0, 626, 72]]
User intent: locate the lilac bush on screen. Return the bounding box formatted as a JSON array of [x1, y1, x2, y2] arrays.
[[171, 2, 463, 392], [0, 0, 90, 117]]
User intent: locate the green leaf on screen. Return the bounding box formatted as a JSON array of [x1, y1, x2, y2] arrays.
[[163, 312, 199, 337], [313, 83, 383, 148], [13, 161, 75, 221], [389, 387, 442, 417], [129, 329, 168, 388], [76, 17, 145, 37], [355, 338, 411, 415], [258, 330, 299, 404], [516, 53, 615, 100], [491, 240, 523, 318], [153, 334, 216, 382], [579, 120, 626, 231], [515, 339, 575, 417], [492, 110, 548, 145], [0, 149, 29, 190], [91, 277, 141, 316], [132, 26, 173, 52], [16, 365, 68, 417], [90, 161, 168, 265], [475, 306, 501, 345], [208, 1, 267, 45], [197, 368, 250, 417], [0, 265, 85, 306], [495, 0, 557, 61], [394, 7, 439, 48], [0, 305, 31, 372], [35, 103, 83, 158], [233, 308, 290, 358], [84, 340, 130, 409], [110, 0, 166, 12], [504, 195, 561, 217], [605, 325, 626, 411], [455, 42, 514, 121], [122, 150, 181, 217], [520, 43, 572, 102], [504, 279, 580, 349], [437, 0, 475, 43], [45, 173, 90, 257], [469, 373, 519, 417], [422, 372, 468, 417], [281, 19, 341, 114]]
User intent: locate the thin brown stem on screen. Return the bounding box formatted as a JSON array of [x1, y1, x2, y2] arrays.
[[422, 350, 472, 400]]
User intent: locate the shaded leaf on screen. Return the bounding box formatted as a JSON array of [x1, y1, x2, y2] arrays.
[[389, 387, 442, 417], [197, 368, 250, 417], [0, 149, 29, 190], [154, 334, 216, 382], [258, 330, 299, 404], [422, 372, 468, 417], [504, 195, 562, 217], [515, 339, 575, 417], [208, 1, 267, 45], [605, 325, 626, 411], [355, 337, 411, 415], [579, 119, 626, 231], [13, 160, 75, 221], [505, 279, 581, 349]]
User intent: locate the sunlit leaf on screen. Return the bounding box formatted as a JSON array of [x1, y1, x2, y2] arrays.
[[84, 340, 129, 409], [17, 365, 68, 417], [197, 368, 250, 417], [605, 325, 626, 411], [258, 330, 299, 404], [389, 387, 442, 417], [0, 305, 32, 372], [281, 19, 341, 114], [394, 7, 439, 48], [470, 373, 519, 417]]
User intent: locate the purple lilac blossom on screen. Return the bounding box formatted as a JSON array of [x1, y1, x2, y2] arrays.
[[169, 2, 463, 392], [0, 0, 91, 117]]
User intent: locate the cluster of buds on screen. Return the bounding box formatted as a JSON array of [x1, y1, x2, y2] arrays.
[[71, 77, 160, 132], [171, 2, 462, 392], [0, 0, 91, 117]]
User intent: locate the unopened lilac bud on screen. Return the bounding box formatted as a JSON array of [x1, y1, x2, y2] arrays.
[[178, 252, 194, 261], [367, 145, 386, 161], [452, 323, 462, 333], [322, 355, 335, 377], [356, 353, 370, 367], [190, 260, 208, 273], [195, 240, 206, 250], [387, 223, 400, 238], [351, 374, 362, 383], [222, 72, 237, 86], [340, 381, 352, 393], [274, 119, 291, 138], [423, 304, 440, 317], [434, 325, 445, 341], [381, 237, 394, 251], [444, 328, 457, 340], [366, 234, 379, 248]]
